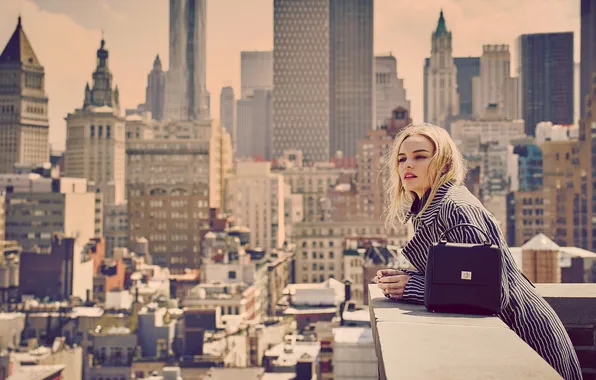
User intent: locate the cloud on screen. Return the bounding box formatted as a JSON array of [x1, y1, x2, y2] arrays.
[[101, 2, 125, 22]]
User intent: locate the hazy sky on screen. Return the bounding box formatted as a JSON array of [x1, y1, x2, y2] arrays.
[[0, 0, 579, 151]]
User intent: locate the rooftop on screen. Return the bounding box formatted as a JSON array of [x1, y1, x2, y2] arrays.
[[0, 17, 41, 66], [332, 327, 374, 345], [264, 341, 321, 368], [7, 364, 64, 380], [202, 367, 265, 380]]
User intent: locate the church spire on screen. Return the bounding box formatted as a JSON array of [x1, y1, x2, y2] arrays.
[[435, 9, 448, 36]]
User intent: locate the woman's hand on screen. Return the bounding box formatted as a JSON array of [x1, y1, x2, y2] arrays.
[[374, 269, 412, 300]]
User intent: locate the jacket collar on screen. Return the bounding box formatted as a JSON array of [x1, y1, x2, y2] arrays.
[[404, 180, 455, 225]]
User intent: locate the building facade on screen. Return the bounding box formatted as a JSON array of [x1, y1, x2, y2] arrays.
[[329, 0, 374, 158], [241, 51, 273, 98], [579, 76, 596, 251], [236, 89, 272, 160], [126, 120, 231, 270], [225, 161, 286, 251], [220, 86, 236, 150], [358, 107, 411, 221], [145, 55, 165, 121], [64, 39, 126, 206], [581, 0, 596, 118], [517, 32, 574, 136], [0, 17, 49, 173], [424, 11, 459, 127], [474, 44, 511, 117], [273, 0, 331, 162], [453, 57, 480, 117], [164, 0, 209, 122], [374, 55, 410, 129]]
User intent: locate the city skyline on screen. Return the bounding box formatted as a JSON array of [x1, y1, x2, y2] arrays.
[[0, 0, 580, 151]]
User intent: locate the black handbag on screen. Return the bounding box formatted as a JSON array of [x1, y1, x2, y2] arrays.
[[424, 223, 502, 315]]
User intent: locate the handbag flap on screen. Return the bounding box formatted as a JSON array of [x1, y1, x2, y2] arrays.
[[429, 242, 501, 286]]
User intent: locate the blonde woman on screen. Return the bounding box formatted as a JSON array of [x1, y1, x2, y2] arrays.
[[375, 124, 581, 379]]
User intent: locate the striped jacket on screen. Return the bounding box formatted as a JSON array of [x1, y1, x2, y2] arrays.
[[399, 181, 582, 380]]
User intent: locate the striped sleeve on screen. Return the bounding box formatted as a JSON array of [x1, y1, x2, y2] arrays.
[[402, 272, 425, 304], [445, 203, 511, 310]]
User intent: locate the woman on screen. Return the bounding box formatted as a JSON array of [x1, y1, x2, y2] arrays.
[[375, 123, 581, 380]]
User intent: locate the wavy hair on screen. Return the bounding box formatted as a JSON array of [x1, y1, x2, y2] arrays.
[[382, 123, 467, 228]]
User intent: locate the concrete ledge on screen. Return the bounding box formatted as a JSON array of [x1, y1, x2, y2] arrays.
[[368, 285, 563, 380], [536, 284, 596, 325]]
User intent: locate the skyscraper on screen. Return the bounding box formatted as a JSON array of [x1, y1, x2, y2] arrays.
[[164, 0, 208, 122], [474, 45, 511, 116], [0, 17, 49, 173], [330, 0, 374, 158], [241, 51, 273, 98], [273, 0, 331, 163], [145, 55, 165, 121], [581, 0, 596, 118], [220, 86, 236, 149], [64, 39, 126, 206], [424, 57, 480, 120], [273, 0, 373, 162], [375, 55, 410, 128], [423, 11, 459, 127], [237, 89, 272, 160], [517, 32, 574, 136], [453, 58, 480, 117]]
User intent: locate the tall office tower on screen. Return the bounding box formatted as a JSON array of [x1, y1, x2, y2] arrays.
[[237, 89, 273, 160], [473, 45, 510, 116], [579, 77, 596, 251], [164, 0, 208, 122], [273, 0, 373, 163], [453, 58, 480, 117], [375, 55, 410, 128], [424, 57, 480, 120], [241, 51, 273, 98], [220, 86, 236, 149], [423, 10, 459, 128], [145, 55, 166, 121], [517, 32, 574, 136], [0, 17, 49, 173], [329, 0, 374, 158], [273, 0, 331, 163], [64, 39, 126, 206], [581, 0, 596, 118]]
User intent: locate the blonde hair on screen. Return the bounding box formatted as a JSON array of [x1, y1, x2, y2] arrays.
[[382, 123, 467, 228]]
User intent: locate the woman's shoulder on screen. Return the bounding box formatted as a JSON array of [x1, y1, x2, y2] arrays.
[[439, 185, 488, 219]]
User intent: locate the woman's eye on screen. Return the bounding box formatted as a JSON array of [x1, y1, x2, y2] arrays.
[[398, 157, 406, 163], [416, 155, 427, 160]]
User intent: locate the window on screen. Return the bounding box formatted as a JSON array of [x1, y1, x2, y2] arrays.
[[106, 125, 111, 139], [90, 125, 95, 137], [228, 271, 237, 280], [98, 125, 103, 137]]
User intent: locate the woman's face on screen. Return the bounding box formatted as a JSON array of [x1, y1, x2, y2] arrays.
[[397, 134, 435, 198]]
